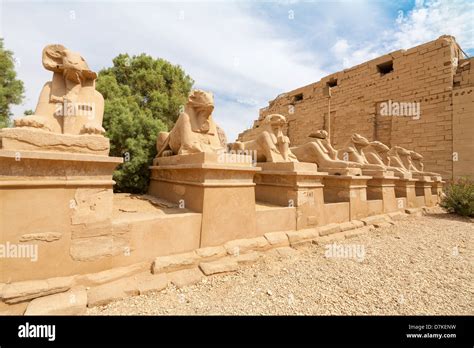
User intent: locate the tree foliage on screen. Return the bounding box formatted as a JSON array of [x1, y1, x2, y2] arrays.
[[96, 54, 193, 193], [0, 39, 24, 128]]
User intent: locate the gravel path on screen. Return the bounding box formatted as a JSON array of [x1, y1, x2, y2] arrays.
[[87, 212, 473, 315]]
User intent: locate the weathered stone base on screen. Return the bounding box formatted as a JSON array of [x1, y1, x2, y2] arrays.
[[0, 150, 123, 283], [395, 178, 418, 209], [415, 178, 436, 207], [148, 152, 261, 247], [366, 175, 398, 213], [254, 162, 327, 229], [322, 175, 371, 220], [0, 127, 110, 155], [319, 167, 362, 176], [2, 208, 430, 315], [362, 169, 394, 177]]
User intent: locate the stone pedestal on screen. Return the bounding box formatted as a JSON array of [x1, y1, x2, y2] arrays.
[[319, 167, 362, 176], [394, 178, 418, 209], [366, 175, 398, 213], [431, 180, 445, 204], [415, 178, 435, 207], [253, 162, 327, 230], [392, 171, 412, 180], [322, 175, 371, 220], [362, 168, 394, 177], [0, 127, 110, 155], [0, 149, 123, 283], [148, 152, 260, 247]]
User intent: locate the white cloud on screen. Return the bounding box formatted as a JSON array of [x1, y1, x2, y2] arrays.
[[2, 1, 326, 141], [331, 39, 349, 57], [2, 0, 473, 142], [330, 0, 474, 69], [390, 0, 474, 51]]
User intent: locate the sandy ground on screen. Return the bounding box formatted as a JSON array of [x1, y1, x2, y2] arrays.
[[87, 212, 473, 315]]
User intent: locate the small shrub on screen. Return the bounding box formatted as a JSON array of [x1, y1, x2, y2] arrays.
[[440, 177, 474, 217]]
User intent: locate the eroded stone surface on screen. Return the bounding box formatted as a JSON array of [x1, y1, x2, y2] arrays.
[[232, 252, 263, 265], [286, 229, 318, 245], [224, 237, 269, 255], [168, 268, 203, 288], [19, 232, 62, 242], [25, 287, 87, 315], [87, 278, 139, 307], [152, 252, 200, 274], [199, 259, 239, 276], [76, 263, 148, 287], [264, 231, 290, 247], [195, 246, 227, 259], [1, 277, 73, 304], [136, 273, 169, 295], [318, 223, 342, 236], [361, 214, 390, 226]]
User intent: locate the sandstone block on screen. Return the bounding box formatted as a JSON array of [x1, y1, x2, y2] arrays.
[[152, 252, 200, 274], [343, 226, 372, 239], [25, 287, 87, 315], [272, 247, 299, 257], [87, 278, 139, 307], [0, 302, 28, 315], [168, 268, 203, 288], [318, 223, 342, 236], [361, 214, 389, 226], [199, 259, 239, 276], [1, 276, 73, 304], [76, 262, 148, 287], [233, 251, 263, 265], [286, 229, 318, 245], [224, 237, 269, 255], [264, 231, 290, 247], [195, 246, 227, 259], [136, 273, 169, 294]]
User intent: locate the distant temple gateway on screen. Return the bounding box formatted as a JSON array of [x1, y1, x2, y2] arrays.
[[238, 35, 474, 180]]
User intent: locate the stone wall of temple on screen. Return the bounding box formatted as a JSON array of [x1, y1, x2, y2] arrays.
[[238, 36, 474, 180]]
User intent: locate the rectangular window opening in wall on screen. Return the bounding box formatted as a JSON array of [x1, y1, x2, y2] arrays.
[[377, 60, 393, 75], [293, 93, 303, 102], [326, 78, 338, 87]]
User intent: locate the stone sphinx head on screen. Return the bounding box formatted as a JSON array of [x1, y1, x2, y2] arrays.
[[370, 141, 390, 153], [188, 89, 214, 117], [351, 133, 371, 147], [409, 150, 424, 171], [12, 44, 105, 136], [409, 151, 423, 161], [392, 146, 411, 157], [369, 141, 391, 165], [43, 44, 97, 85], [263, 114, 287, 135], [308, 130, 329, 140]]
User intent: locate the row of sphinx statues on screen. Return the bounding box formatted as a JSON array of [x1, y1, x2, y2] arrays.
[[6, 44, 440, 182], [154, 89, 440, 181], [229, 114, 441, 181]]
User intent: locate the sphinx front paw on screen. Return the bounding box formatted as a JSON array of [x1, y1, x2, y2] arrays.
[[14, 116, 52, 131], [80, 122, 105, 135]]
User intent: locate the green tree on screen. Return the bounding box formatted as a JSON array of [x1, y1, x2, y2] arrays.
[[97, 54, 193, 193], [0, 39, 24, 128]]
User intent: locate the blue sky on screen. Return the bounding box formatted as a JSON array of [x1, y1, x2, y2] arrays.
[[1, 0, 473, 141]]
